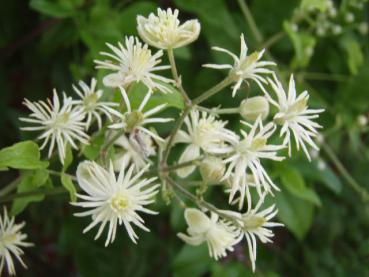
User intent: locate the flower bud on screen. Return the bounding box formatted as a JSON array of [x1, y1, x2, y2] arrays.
[[239, 96, 269, 121], [137, 8, 201, 49], [199, 156, 225, 183]]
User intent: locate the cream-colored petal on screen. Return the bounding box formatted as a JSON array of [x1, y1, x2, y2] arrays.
[[176, 144, 200, 178]]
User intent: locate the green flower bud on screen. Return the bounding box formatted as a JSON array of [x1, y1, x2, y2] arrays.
[[239, 96, 269, 121], [199, 157, 225, 183]]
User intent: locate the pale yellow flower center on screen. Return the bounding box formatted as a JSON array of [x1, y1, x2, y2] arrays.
[[54, 112, 70, 128], [111, 195, 129, 212], [240, 51, 259, 71], [243, 215, 266, 231], [238, 137, 266, 154], [125, 111, 144, 132], [274, 98, 307, 125], [83, 93, 98, 111], [0, 233, 18, 246]]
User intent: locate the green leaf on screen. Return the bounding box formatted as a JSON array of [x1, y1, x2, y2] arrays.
[[128, 82, 185, 111], [340, 36, 364, 75], [61, 173, 77, 202], [11, 169, 50, 215], [318, 165, 343, 195], [172, 244, 213, 277], [275, 191, 314, 240], [0, 141, 48, 170], [284, 21, 316, 69], [30, 0, 83, 18], [280, 166, 321, 206]]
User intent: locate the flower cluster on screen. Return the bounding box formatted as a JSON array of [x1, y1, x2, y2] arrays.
[[292, 0, 368, 37], [9, 7, 325, 275]]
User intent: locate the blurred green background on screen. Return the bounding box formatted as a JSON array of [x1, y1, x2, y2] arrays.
[[1, 0, 369, 276]]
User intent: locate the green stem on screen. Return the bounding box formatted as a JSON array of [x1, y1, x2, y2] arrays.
[[100, 129, 125, 156], [196, 106, 240, 115], [162, 106, 191, 164], [48, 169, 77, 181], [192, 77, 233, 105], [0, 176, 21, 197], [322, 142, 369, 201], [237, 0, 263, 43], [167, 48, 191, 105], [165, 177, 242, 226], [260, 31, 285, 50], [162, 157, 204, 172]]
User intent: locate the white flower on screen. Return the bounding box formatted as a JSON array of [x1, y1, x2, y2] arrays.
[[225, 173, 257, 210], [20, 90, 89, 164], [137, 8, 201, 49], [223, 118, 284, 201], [72, 78, 120, 129], [109, 87, 172, 142], [113, 130, 155, 172], [73, 160, 159, 245], [94, 36, 173, 92], [204, 34, 275, 97], [0, 207, 33, 276], [240, 194, 283, 272], [175, 109, 237, 178], [177, 208, 241, 260], [268, 74, 324, 160]]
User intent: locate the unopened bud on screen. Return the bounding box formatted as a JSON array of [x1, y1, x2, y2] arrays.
[[239, 96, 269, 121], [199, 157, 225, 183]]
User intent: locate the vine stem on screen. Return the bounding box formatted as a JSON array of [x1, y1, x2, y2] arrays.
[[192, 77, 233, 105], [165, 177, 242, 227], [161, 106, 191, 165], [0, 177, 21, 197], [196, 106, 240, 116], [167, 48, 191, 105], [322, 142, 369, 201], [161, 157, 204, 172], [48, 169, 77, 181], [237, 0, 263, 43], [259, 31, 285, 50]]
